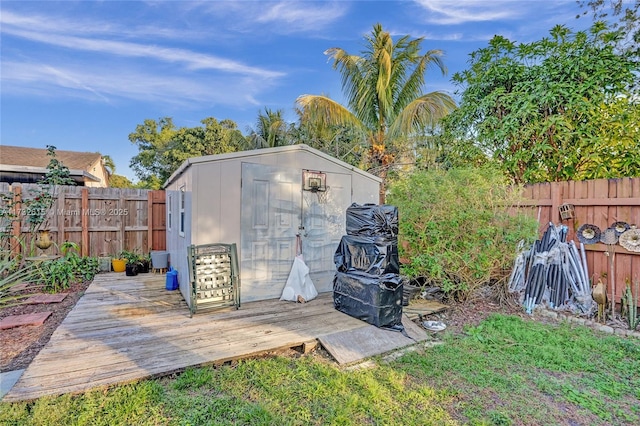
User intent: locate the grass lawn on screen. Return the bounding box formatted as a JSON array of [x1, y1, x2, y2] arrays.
[[1, 313, 638, 425]]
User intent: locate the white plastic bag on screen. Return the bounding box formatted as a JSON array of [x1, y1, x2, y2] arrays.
[[280, 255, 318, 302]]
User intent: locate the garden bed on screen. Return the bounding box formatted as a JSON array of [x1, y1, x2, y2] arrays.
[[0, 280, 91, 372]]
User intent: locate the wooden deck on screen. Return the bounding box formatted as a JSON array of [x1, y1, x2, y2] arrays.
[[3, 273, 426, 402]]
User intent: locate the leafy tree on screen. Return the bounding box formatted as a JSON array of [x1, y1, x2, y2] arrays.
[[577, 0, 639, 57], [129, 117, 178, 188], [576, 96, 640, 179], [296, 23, 456, 202], [248, 108, 291, 149], [101, 154, 134, 188], [129, 117, 247, 188], [442, 19, 639, 183], [27, 145, 75, 231], [290, 113, 367, 169], [108, 174, 134, 188]]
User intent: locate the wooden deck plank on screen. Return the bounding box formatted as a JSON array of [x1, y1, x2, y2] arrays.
[[5, 273, 421, 402], [40, 299, 341, 353], [26, 304, 362, 372], [17, 311, 363, 387]]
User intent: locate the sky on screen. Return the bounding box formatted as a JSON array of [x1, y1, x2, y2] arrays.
[[1, 0, 596, 182]]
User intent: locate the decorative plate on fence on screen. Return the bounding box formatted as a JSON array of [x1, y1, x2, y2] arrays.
[[576, 224, 601, 245], [600, 227, 619, 245], [611, 221, 630, 236], [619, 227, 640, 252]]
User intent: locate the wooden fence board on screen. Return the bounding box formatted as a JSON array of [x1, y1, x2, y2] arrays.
[[149, 191, 166, 251], [0, 184, 166, 257]]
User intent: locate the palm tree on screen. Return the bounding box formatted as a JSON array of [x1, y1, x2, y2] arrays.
[[297, 23, 456, 203], [102, 155, 116, 176], [249, 108, 290, 149]]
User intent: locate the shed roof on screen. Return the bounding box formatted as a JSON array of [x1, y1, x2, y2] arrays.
[[164, 144, 381, 188]]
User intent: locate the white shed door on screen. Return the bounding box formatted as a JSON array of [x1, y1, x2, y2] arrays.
[[241, 163, 300, 301], [240, 163, 351, 301], [301, 172, 351, 292]]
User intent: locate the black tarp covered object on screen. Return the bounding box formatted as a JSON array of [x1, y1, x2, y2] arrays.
[[334, 203, 403, 329], [333, 271, 403, 328], [334, 235, 399, 275], [346, 203, 398, 238]]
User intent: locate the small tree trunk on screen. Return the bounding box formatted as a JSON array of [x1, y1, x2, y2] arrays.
[[378, 171, 387, 204]]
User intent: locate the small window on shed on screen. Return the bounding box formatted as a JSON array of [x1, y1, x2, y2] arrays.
[[179, 186, 185, 237], [167, 194, 172, 231]]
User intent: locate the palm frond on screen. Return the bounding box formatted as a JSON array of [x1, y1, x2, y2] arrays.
[[296, 95, 366, 132], [388, 91, 457, 138], [250, 108, 289, 148], [394, 49, 448, 115]]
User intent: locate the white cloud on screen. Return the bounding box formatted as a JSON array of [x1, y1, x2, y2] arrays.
[[2, 28, 283, 79], [0, 10, 183, 40], [255, 1, 347, 31], [199, 0, 348, 34], [2, 60, 269, 108], [413, 0, 525, 25], [0, 8, 287, 108]]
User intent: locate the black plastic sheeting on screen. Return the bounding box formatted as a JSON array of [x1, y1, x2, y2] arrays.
[[346, 203, 398, 238], [334, 235, 399, 275], [333, 271, 403, 328], [334, 203, 403, 330]]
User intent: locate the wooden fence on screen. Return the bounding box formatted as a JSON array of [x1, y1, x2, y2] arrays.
[[0, 183, 166, 257], [519, 177, 640, 305]]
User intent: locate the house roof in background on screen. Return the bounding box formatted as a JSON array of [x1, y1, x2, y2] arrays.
[[0, 145, 102, 170]]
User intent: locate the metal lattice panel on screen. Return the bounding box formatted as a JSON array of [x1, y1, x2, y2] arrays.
[[188, 243, 240, 316]]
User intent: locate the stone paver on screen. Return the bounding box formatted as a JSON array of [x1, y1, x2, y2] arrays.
[[0, 369, 25, 400], [0, 312, 52, 330], [25, 293, 67, 304]]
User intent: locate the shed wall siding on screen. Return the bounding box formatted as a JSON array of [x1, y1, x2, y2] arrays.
[[191, 161, 242, 246], [352, 172, 379, 204], [165, 171, 193, 306]]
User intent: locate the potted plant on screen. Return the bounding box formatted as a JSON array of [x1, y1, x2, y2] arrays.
[[137, 253, 151, 273], [111, 255, 126, 273], [120, 250, 139, 276], [125, 262, 138, 276]]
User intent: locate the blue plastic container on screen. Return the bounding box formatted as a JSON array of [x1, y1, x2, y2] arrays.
[[166, 267, 179, 291]]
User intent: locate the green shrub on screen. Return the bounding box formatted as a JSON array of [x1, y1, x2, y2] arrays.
[[35, 254, 99, 293], [387, 166, 538, 300], [37, 259, 76, 293]]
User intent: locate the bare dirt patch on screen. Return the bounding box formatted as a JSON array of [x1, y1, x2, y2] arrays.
[[1, 280, 91, 372]]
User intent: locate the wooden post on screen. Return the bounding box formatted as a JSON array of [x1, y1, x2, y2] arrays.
[[11, 185, 22, 258], [81, 188, 89, 257], [147, 191, 153, 253], [550, 181, 562, 225], [119, 191, 126, 252], [57, 189, 66, 249]]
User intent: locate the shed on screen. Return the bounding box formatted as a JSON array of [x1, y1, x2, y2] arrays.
[[164, 144, 381, 308]]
